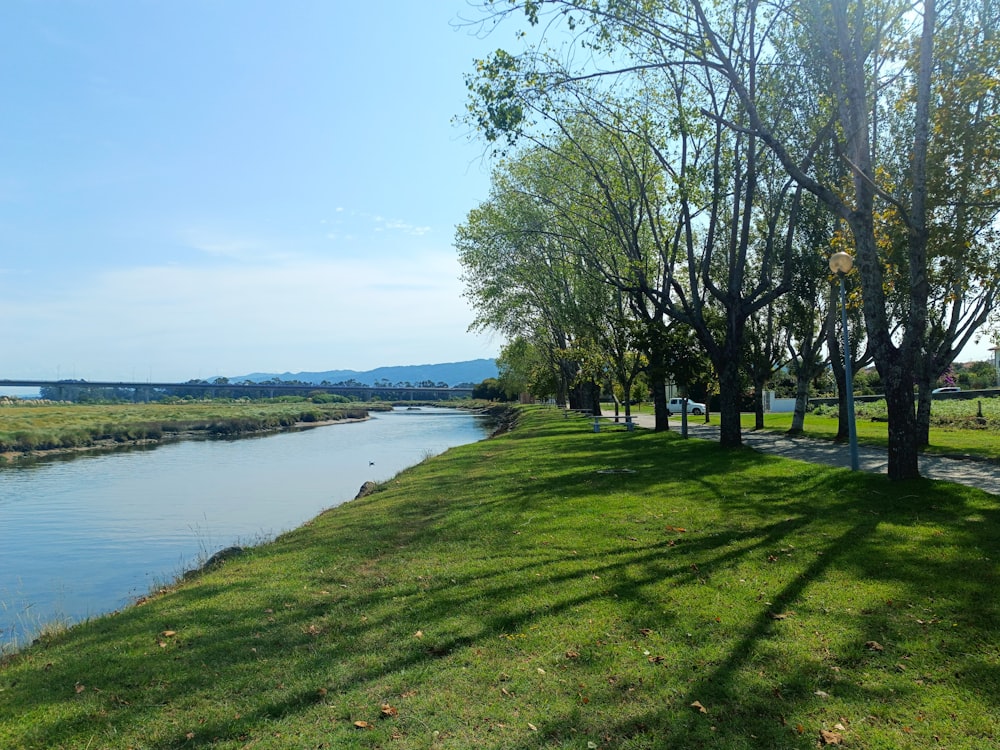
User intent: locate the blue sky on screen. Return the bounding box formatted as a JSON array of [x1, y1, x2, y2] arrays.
[[1, 0, 510, 383], [1, 2, 995, 391]]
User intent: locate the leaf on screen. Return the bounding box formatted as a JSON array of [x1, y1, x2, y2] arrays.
[[690, 700, 708, 714], [528, 722, 538, 731], [768, 612, 792, 620], [74, 683, 85, 694], [565, 650, 580, 659], [864, 640, 885, 651], [381, 703, 398, 717], [814, 690, 830, 699], [414, 630, 424, 639], [647, 655, 666, 664], [354, 720, 372, 729], [820, 729, 844, 745], [161, 630, 177, 638]]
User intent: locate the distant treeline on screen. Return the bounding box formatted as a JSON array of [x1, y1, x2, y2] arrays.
[[38, 380, 471, 404]]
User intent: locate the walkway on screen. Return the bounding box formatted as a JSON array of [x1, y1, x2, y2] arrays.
[[618, 413, 1000, 496]]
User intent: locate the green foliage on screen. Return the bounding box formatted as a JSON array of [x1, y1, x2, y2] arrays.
[[472, 377, 511, 401]]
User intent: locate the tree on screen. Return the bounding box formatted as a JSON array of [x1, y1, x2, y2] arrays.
[[470, 0, 1000, 479], [465, 5, 807, 447], [457, 147, 622, 412]]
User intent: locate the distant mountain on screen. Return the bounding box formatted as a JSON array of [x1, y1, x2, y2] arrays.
[[230, 359, 498, 387]]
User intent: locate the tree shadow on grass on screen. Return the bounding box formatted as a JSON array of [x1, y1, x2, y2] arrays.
[[2, 419, 997, 748]]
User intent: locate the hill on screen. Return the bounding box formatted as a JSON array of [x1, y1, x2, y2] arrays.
[[230, 358, 497, 387]]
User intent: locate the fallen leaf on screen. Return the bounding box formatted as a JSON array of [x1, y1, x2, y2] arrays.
[[161, 630, 177, 638], [414, 630, 424, 639], [537, 667, 546, 675], [690, 700, 708, 714], [317, 687, 328, 697], [74, 683, 85, 694], [185, 731, 195, 740], [381, 703, 398, 717], [354, 720, 372, 729], [820, 729, 844, 745], [814, 690, 830, 699], [769, 612, 792, 620], [647, 655, 666, 664], [638, 628, 652, 636], [865, 640, 884, 652], [528, 722, 538, 731], [565, 650, 580, 659]]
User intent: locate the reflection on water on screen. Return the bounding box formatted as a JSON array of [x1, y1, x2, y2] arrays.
[[0, 407, 488, 650]]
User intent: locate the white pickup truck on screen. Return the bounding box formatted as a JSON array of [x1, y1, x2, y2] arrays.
[[666, 397, 706, 416]]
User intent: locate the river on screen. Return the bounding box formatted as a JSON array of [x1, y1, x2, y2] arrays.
[[0, 407, 490, 651]]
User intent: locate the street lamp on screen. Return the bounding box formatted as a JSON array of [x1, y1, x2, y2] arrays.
[[829, 251, 860, 471]]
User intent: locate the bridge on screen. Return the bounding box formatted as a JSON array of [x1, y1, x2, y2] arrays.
[[0, 379, 473, 401]]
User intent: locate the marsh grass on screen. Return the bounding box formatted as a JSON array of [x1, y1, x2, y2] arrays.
[[0, 401, 375, 456], [0, 407, 997, 749]]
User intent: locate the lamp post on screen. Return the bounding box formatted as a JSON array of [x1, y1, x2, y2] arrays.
[[829, 251, 860, 471]]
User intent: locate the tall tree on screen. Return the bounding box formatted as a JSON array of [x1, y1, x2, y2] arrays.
[[470, 0, 1000, 479], [465, 14, 806, 447]]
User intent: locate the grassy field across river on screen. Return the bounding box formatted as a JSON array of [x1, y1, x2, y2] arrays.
[[0, 400, 380, 459], [1, 406, 997, 748]]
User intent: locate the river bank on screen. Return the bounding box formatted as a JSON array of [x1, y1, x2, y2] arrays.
[[1, 405, 996, 749], [0, 402, 383, 465], [1, 406, 494, 654]]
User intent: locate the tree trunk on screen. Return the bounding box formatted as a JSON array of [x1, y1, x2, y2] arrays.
[[753, 383, 765, 430], [646, 346, 670, 431], [915, 384, 932, 448], [715, 356, 743, 447], [882, 369, 920, 480], [789, 371, 811, 433]]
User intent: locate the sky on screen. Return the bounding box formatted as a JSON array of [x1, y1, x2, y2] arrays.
[[1, 0, 512, 384], [1, 2, 996, 391]]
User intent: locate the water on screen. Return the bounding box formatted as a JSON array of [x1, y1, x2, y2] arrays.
[[0, 407, 489, 650]]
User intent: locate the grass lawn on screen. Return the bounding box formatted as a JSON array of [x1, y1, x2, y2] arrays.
[[1, 406, 997, 748], [737, 411, 1000, 461]]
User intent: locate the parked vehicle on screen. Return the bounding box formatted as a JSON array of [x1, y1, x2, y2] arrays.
[[931, 386, 961, 394], [667, 397, 706, 416]]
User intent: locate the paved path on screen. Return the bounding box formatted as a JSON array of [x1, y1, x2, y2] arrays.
[[609, 413, 1000, 496]]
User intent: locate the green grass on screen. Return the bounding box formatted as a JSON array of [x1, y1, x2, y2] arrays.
[[740, 407, 1000, 461], [1, 406, 998, 748], [0, 401, 380, 456]]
